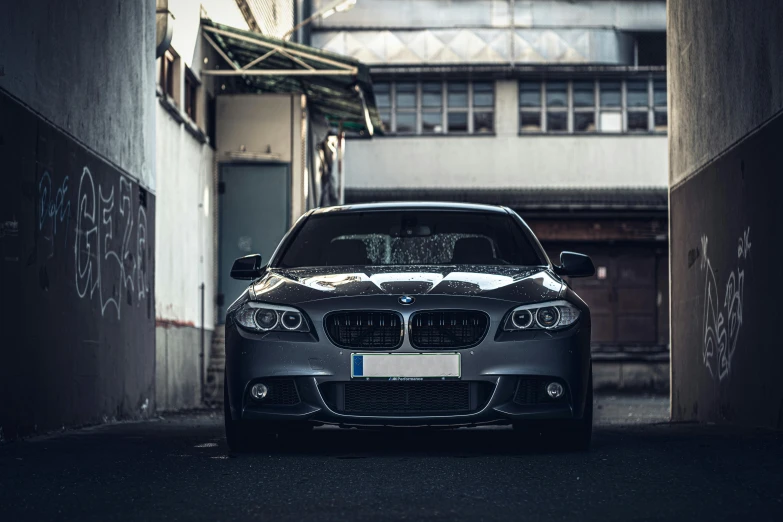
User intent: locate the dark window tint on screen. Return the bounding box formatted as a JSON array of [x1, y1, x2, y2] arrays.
[[448, 112, 468, 132], [422, 82, 442, 108], [380, 111, 391, 132], [448, 83, 468, 107], [422, 112, 442, 133], [473, 82, 494, 107], [519, 112, 541, 132], [375, 83, 391, 108], [473, 112, 494, 133], [654, 110, 667, 131], [519, 82, 541, 107], [574, 112, 596, 132], [547, 111, 567, 132], [396, 112, 416, 133], [600, 81, 621, 107], [546, 81, 567, 108], [396, 82, 416, 108], [627, 80, 648, 107], [627, 111, 649, 131], [573, 81, 594, 107], [277, 211, 544, 267], [653, 79, 667, 107]]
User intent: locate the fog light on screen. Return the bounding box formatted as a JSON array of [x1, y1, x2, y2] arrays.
[[250, 383, 268, 400], [546, 382, 564, 399]]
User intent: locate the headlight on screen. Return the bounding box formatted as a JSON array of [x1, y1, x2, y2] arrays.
[[503, 300, 580, 331], [234, 302, 310, 333]]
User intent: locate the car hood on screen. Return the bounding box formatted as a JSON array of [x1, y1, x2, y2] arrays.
[[249, 265, 564, 305]]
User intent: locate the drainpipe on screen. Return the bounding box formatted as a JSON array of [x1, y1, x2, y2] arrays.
[[200, 282, 205, 404], [156, 0, 175, 58]]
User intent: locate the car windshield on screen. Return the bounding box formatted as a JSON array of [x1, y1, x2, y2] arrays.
[[276, 210, 545, 268]]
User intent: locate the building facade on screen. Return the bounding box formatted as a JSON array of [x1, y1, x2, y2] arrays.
[[155, 0, 380, 407], [308, 0, 670, 388]]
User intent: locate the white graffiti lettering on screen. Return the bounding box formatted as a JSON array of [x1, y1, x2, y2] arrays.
[[73, 166, 149, 319], [701, 226, 751, 381]]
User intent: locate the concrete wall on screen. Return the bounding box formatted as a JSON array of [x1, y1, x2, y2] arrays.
[[0, 0, 156, 191], [345, 134, 667, 189], [0, 0, 157, 438], [669, 0, 783, 428]]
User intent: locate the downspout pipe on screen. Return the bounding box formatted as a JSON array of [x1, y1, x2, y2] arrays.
[[156, 0, 175, 58]]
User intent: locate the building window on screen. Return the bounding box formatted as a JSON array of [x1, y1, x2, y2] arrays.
[[599, 80, 622, 132], [184, 68, 199, 123], [376, 80, 492, 135], [472, 82, 494, 133], [519, 81, 542, 132], [447, 82, 469, 133], [159, 50, 178, 102], [546, 81, 568, 132], [626, 79, 649, 132], [653, 79, 667, 132], [421, 82, 443, 133], [395, 82, 417, 134], [573, 80, 596, 132], [375, 82, 391, 132], [518, 76, 667, 134]]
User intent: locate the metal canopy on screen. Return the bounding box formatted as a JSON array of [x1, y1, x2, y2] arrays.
[[201, 19, 381, 135]]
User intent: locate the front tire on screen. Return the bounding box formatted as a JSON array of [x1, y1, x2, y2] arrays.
[[224, 377, 252, 452], [561, 370, 593, 451]]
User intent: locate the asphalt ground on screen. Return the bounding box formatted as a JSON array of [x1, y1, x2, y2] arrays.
[[1, 394, 782, 521]]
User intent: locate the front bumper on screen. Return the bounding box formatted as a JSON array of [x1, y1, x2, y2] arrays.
[[225, 296, 591, 427]]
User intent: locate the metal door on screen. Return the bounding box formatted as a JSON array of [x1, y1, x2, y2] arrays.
[[548, 245, 660, 346], [218, 163, 289, 322]]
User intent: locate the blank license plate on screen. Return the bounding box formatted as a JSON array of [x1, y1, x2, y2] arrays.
[[351, 353, 460, 379]]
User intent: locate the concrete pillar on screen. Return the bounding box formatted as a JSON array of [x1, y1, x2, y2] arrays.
[[495, 80, 518, 136], [668, 0, 783, 428]]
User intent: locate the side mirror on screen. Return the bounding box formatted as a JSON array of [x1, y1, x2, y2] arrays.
[[554, 251, 595, 278], [230, 254, 264, 280]]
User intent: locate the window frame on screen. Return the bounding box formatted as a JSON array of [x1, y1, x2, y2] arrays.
[[184, 67, 200, 124], [471, 81, 495, 135], [159, 49, 179, 103], [625, 77, 652, 133], [393, 82, 418, 135], [652, 77, 668, 134], [377, 80, 494, 136], [518, 81, 544, 133], [544, 80, 570, 133], [420, 81, 445, 134], [572, 79, 597, 133], [517, 76, 667, 135]]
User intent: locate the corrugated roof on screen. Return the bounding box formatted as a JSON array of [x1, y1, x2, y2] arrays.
[[200, 19, 382, 134]]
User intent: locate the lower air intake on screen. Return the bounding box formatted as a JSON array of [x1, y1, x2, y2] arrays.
[[344, 381, 470, 414]]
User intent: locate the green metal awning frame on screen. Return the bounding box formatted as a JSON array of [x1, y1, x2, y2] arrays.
[[200, 19, 381, 135]]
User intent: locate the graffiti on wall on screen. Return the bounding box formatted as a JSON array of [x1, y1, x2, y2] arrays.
[[701, 226, 751, 381], [35, 166, 150, 320]]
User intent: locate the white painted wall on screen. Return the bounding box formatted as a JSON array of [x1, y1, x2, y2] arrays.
[[345, 135, 668, 189], [168, 0, 248, 69], [155, 104, 216, 328]]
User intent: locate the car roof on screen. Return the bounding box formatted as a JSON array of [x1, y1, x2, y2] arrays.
[[309, 201, 511, 215]]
